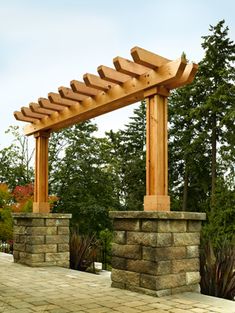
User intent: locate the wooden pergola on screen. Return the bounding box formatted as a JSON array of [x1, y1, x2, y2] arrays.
[[14, 47, 198, 213]]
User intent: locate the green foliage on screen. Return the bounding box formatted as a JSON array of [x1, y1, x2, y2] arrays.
[[200, 241, 235, 300], [169, 20, 235, 225], [0, 184, 13, 241], [0, 127, 33, 189], [99, 229, 113, 269], [105, 101, 146, 211]]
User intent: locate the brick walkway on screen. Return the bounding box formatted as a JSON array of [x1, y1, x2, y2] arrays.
[[0, 253, 234, 313]]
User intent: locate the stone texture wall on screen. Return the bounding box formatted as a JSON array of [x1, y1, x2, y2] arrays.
[[110, 211, 206, 297], [13, 213, 72, 267]]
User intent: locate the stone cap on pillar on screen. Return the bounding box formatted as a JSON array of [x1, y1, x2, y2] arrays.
[[12, 213, 72, 219], [109, 211, 206, 221]]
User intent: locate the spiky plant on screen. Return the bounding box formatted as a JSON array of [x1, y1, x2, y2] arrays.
[[200, 241, 235, 300], [70, 231, 97, 272]]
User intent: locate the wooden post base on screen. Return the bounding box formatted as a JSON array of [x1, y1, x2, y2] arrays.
[[33, 202, 50, 213], [144, 195, 170, 211]]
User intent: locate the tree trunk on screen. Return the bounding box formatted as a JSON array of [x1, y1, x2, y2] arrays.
[[211, 113, 217, 210], [182, 165, 189, 211]]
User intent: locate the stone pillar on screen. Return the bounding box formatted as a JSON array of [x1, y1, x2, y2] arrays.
[[13, 213, 72, 267], [110, 211, 206, 297]]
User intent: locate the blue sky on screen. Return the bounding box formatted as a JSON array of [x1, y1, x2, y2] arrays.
[[0, 0, 234, 147]]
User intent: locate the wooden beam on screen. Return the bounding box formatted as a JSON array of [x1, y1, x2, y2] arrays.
[[33, 131, 50, 213], [22, 107, 45, 119], [39, 98, 65, 111], [144, 94, 170, 211], [30, 103, 55, 115], [113, 57, 149, 77], [83, 73, 116, 91], [165, 63, 198, 89], [97, 65, 131, 84], [14, 111, 38, 123], [70, 80, 100, 96], [59, 87, 87, 101], [131, 46, 170, 69], [24, 57, 186, 135], [48, 92, 79, 107]]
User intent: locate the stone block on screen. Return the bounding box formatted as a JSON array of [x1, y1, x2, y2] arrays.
[[111, 269, 140, 286], [158, 220, 187, 233], [112, 243, 141, 259], [141, 220, 157, 232], [127, 232, 158, 247], [140, 274, 156, 290], [14, 226, 26, 235], [111, 281, 126, 289], [173, 232, 200, 246], [143, 246, 186, 262], [113, 219, 140, 231], [13, 251, 19, 260], [187, 220, 202, 232], [155, 273, 186, 290], [26, 227, 57, 236], [155, 289, 172, 297], [26, 236, 44, 245], [171, 283, 200, 294], [113, 231, 126, 244], [186, 271, 200, 285], [26, 244, 57, 254], [26, 253, 45, 263], [157, 261, 171, 275], [186, 245, 199, 258], [14, 243, 26, 252], [172, 258, 199, 273], [127, 260, 157, 275], [58, 227, 70, 235], [45, 252, 69, 262], [157, 233, 172, 247], [19, 235, 26, 243], [13, 234, 20, 242], [45, 219, 70, 226], [46, 235, 69, 244], [57, 244, 69, 252], [111, 257, 127, 270]]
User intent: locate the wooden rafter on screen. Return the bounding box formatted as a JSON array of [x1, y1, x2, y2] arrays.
[[14, 46, 197, 136]]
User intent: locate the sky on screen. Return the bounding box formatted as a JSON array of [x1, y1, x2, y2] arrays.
[[0, 0, 234, 148]]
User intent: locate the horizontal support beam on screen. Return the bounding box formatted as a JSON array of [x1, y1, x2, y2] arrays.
[[39, 98, 66, 111], [30, 103, 55, 115], [24, 57, 187, 135], [113, 57, 149, 77], [22, 107, 45, 119], [83, 73, 116, 91], [97, 65, 131, 84], [59, 87, 87, 101], [70, 80, 100, 96], [131, 46, 170, 69]]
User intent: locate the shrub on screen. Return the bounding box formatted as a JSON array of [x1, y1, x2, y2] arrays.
[[70, 231, 98, 272], [200, 241, 235, 300]]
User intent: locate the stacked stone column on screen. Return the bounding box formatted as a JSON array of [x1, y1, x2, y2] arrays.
[[13, 213, 71, 267], [110, 211, 206, 297]]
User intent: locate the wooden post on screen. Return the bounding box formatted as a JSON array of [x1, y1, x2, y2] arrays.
[[33, 131, 50, 213], [144, 90, 170, 211]]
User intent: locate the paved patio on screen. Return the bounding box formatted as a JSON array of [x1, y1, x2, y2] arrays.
[[0, 253, 235, 313]]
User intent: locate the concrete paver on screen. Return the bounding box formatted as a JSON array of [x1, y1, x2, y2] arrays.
[[0, 253, 235, 313]]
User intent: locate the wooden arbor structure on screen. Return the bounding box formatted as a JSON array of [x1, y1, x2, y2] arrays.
[[14, 47, 198, 213]]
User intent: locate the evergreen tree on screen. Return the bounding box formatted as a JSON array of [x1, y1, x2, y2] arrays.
[[106, 101, 146, 210], [49, 121, 118, 234]]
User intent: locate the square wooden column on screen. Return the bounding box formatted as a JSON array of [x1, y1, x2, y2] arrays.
[[33, 131, 50, 213], [144, 91, 170, 211]]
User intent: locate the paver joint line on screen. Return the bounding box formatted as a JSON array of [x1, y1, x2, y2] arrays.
[[0, 253, 235, 313]]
